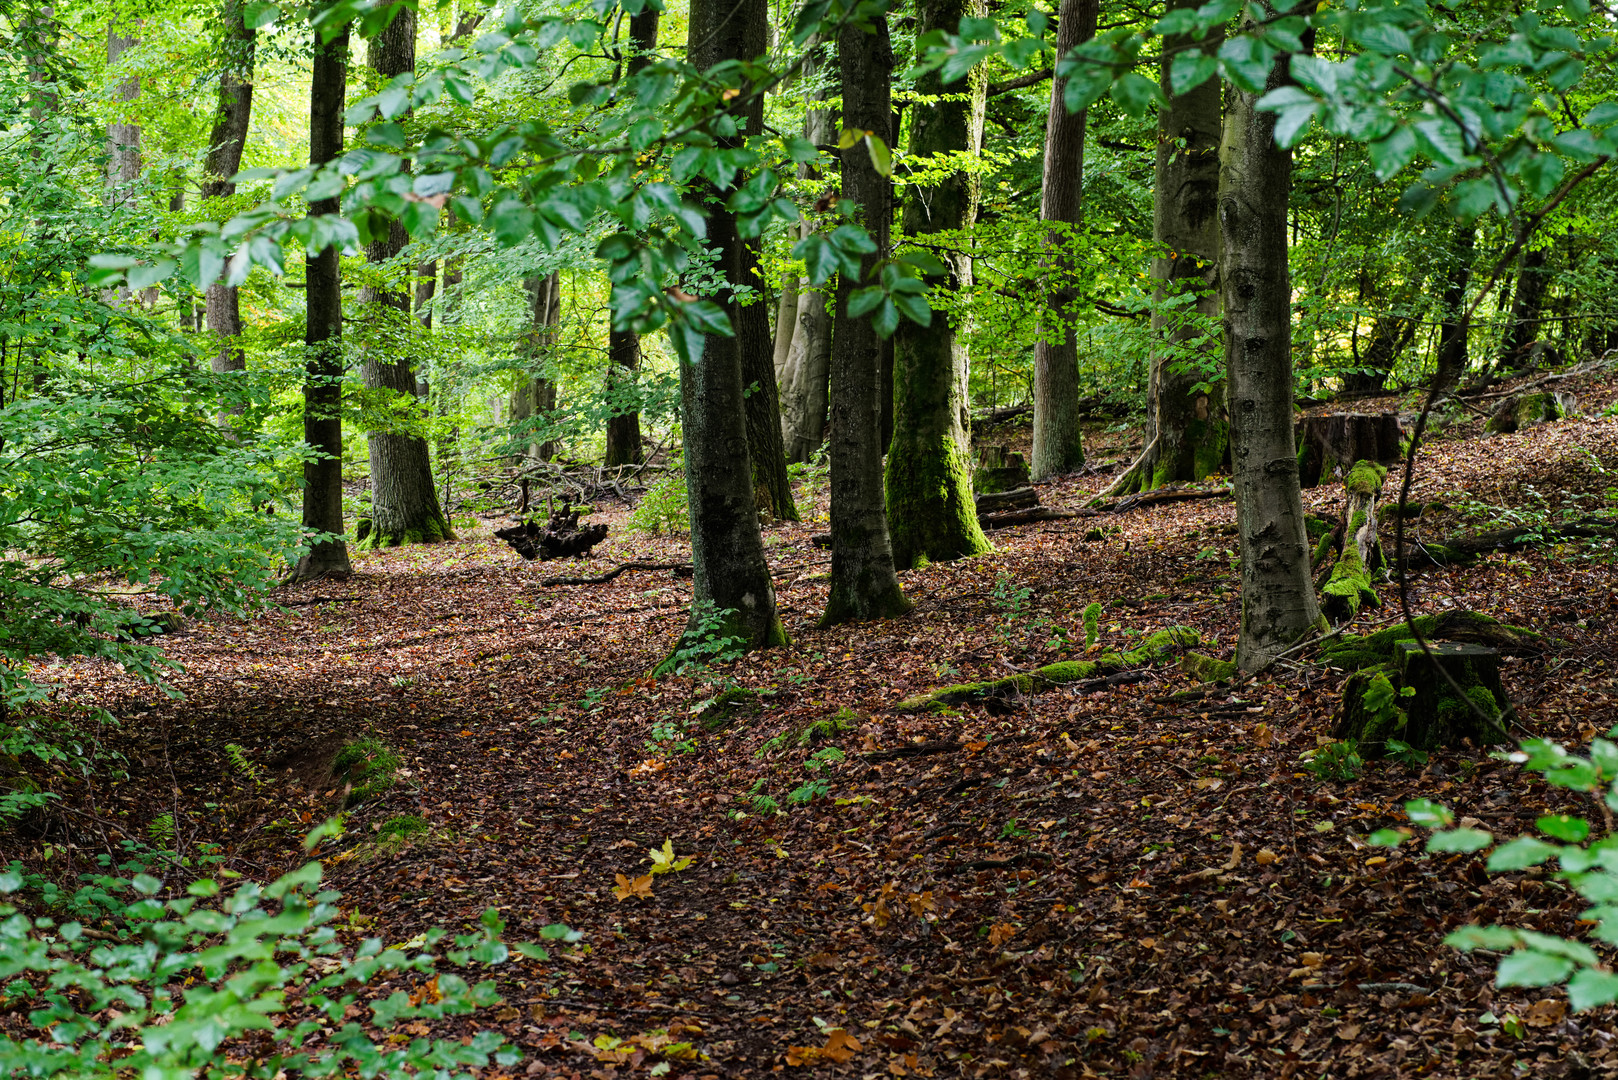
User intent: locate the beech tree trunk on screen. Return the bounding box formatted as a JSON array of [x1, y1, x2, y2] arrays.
[[602, 4, 660, 469], [512, 273, 561, 461], [776, 33, 836, 464], [885, 0, 991, 570], [106, 22, 141, 209], [1112, 0, 1225, 496], [822, 11, 911, 626], [1435, 223, 1474, 389], [669, 0, 785, 656], [1219, 19, 1320, 669], [202, 0, 255, 421], [1029, 0, 1099, 480], [356, 8, 453, 549], [291, 15, 353, 582], [1500, 246, 1548, 369]]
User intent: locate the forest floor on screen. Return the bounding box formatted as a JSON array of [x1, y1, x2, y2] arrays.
[[17, 367, 1618, 1079]]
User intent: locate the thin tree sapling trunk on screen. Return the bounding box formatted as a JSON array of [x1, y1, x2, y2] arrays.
[[291, 14, 354, 582], [202, 0, 255, 409], [822, 10, 911, 626], [884, 0, 991, 570], [1218, 17, 1321, 669]]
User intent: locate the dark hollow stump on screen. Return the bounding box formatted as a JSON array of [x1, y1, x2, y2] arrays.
[[1295, 413, 1403, 488], [974, 445, 1032, 494], [1336, 642, 1510, 756], [494, 503, 608, 560]]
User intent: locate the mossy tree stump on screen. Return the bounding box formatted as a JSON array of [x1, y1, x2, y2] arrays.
[[974, 445, 1031, 494], [1336, 642, 1510, 756], [1318, 460, 1386, 621], [1295, 413, 1402, 488], [1485, 390, 1577, 435]]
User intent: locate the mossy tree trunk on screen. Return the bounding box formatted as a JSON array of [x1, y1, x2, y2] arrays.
[[357, 7, 453, 550], [1319, 460, 1386, 621], [1219, 10, 1320, 668], [672, 0, 786, 655], [822, 10, 911, 626], [290, 11, 353, 583], [1029, 0, 1099, 481], [1112, 0, 1224, 496], [884, 0, 991, 571]]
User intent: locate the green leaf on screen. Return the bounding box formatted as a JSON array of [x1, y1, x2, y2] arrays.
[[865, 135, 893, 178], [1110, 73, 1162, 118], [0, 870, 21, 893], [792, 234, 840, 285], [1568, 968, 1618, 1011], [847, 286, 885, 319], [1367, 828, 1409, 847], [1404, 799, 1453, 828], [127, 260, 178, 292], [1488, 836, 1562, 872], [514, 942, 551, 960], [1170, 52, 1219, 96], [1537, 814, 1591, 843], [1428, 827, 1493, 854], [1369, 127, 1418, 180], [1497, 949, 1575, 988], [539, 922, 583, 942]]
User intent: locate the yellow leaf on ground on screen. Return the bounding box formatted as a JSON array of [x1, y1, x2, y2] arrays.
[[988, 922, 1018, 948], [614, 872, 653, 901]]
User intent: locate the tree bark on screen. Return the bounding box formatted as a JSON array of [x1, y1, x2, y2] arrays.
[[1138, 0, 1224, 490], [1435, 223, 1474, 389], [1219, 16, 1320, 669], [885, 0, 992, 570], [291, 15, 353, 582], [667, 0, 785, 656], [512, 273, 561, 461], [355, 8, 453, 549], [822, 11, 911, 626], [777, 33, 836, 464], [602, 3, 660, 468], [1500, 246, 1548, 369], [106, 22, 142, 209], [202, 0, 256, 419], [1029, 0, 1099, 480]]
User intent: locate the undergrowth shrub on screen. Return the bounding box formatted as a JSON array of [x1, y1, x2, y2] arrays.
[[627, 464, 688, 534], [332, 738, 401, 806]]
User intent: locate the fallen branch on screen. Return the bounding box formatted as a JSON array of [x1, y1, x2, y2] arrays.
[[974, 486, 1039, 514], [862, 740, 962, 762], [980, 507, 1079, 529], [1400, 517, 1618, 566], [540, 561, 692, 586], [1104, 484, 1232, 514], [280, 596, 362, 606]]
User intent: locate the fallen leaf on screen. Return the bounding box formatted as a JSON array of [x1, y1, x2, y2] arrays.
[[988, 922, 1017, 948], [614, 873, 653, 901]]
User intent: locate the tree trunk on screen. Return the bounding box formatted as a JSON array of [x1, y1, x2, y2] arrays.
[[355, 8, 453, 549], [1029, 0, 1099, 480], [415, 261, 436, 331], [291, 15, 354, 582], [666, 0, 785, 656], [202, 0, 255, 421], [602, 4, 660, 469], [1110, 0, 1225, 496], [1219, 18, 1320, 669], [885, 0, 992, 570], [739, 238, 800, 520], [512, 273, 561, 461], [777, 34, 836, 464], [106, 22, 142, 209], [1434, 224, 1474, 389], [1500, 246, 1548, 370], [1319, 461, 1385, 621], [822, 11, 911, 626]]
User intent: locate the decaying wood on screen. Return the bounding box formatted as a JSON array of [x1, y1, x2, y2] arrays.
[[1402, 517, 1618, 565], [494, 503, 609, 561], [540, 561, 692, 586], [1295, 413, 1403, 487], [1102, 484, 1231, 513], [974, 486, 1039, 514], [980, 507, 1078, 529]]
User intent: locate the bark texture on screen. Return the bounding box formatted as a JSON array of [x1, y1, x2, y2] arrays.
[[1500, 246, 1548, 369], [884, 0, 991, 570], [602, 4, 660, 468], [1435, 224, 1475, 389], [202, 0, 256, 407], [1218, 32, 1320, 669], [670, 0, 785, 654], [291, 17, 353, 582], [1029, 0, 1099, 480], [106, 23, 142, 207], [512, 274, 561, 461], [822, 12, 911, 626], [776, 34, 836, 464], [356, 8, 453, 549], [1138, 0, 1225, 490]]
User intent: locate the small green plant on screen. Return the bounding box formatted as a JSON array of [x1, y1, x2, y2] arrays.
[[376, 814, 430, 841], [1385, 738, 1429, 768], [999, 818, 1032, 840], [993, 575, 1067, 652], [627, 466, 689, 534], [223, 742, 264, 786], [786, 778, 831, 806], [1370, 730, 1618, 1013], [147, 813, 175, 847], [331, 738, 401, 806], [1081, 601, 1103, 648], [804, 747, 846, 773], [1299, 740, 1364, 782]]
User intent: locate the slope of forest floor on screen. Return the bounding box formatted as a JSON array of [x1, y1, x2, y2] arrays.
[[13, 369, 1618, 1079]]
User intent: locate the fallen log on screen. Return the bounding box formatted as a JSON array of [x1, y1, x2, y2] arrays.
[[1400, 518, 1618, 566], [540, 561, 692, 586], [895, 626, 1200, 711], [974, 486, 1039, 514], [1102, 484, 1232, 513], [980, 507, 1078, 529]]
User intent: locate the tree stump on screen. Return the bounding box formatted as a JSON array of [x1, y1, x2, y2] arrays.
[[494, 503, 608, 560], [1319, 461, 1386, 621], [1295, 413, 1403, 487], [974, 445, 1031, 494], [1335, 641, 1510, 756], [1485, 390, 1577, 435]]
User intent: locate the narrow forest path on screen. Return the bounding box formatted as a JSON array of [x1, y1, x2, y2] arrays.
[[36, 372, 1618, 1078]]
